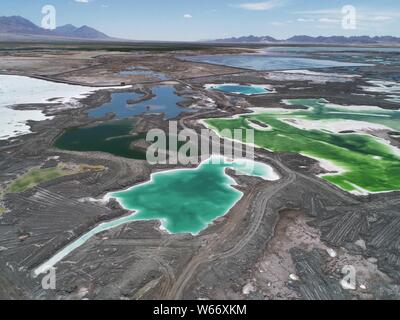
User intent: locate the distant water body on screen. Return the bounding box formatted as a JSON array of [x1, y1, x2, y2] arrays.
[[263, 46, 400, 54], [182, 55, 370, 71]]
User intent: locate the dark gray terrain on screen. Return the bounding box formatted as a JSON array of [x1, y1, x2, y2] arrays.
[[0, 45, 399, 300]]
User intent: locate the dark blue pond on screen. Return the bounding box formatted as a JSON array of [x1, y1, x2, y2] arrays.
[[88, 86, 194, 120]]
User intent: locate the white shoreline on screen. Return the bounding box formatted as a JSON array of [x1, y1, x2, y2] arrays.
[[280, 118, 392, 134], [0, 74, 131, 140]]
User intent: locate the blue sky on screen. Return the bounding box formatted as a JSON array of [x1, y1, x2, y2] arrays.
[[1, 0, 400, 40]]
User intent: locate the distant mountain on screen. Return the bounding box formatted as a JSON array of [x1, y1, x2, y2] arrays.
[[53, 24, 110, 40], [53, 24, 79, 37], [286, 35, 400, 44], [212, 35, 400, 45], [70, 25, 110, 40], [0, 16, 113, 41], [0, 16, 45, 34], [215, 35, 279, 44]]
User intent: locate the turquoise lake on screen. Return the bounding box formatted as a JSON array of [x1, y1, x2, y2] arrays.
[[34, 156, 279, 275], [206, 83, 272, 95]]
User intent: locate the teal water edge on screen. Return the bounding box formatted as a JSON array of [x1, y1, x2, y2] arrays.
[[206, 83, 272, 95], [33, 156, 279, 276], [109, 155, 279, 234]]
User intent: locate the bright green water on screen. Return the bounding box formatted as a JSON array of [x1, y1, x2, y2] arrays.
[[283, 99, 400, 132], [205, 99, 400, 194]]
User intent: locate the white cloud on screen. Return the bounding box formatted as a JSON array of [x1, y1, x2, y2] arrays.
[[297, 18, 314, 22], [371, 16, 392, 22], [75, 0, 89, 3], [236, 1, 284, 11], [184, 14, 193, 19], [270, 21, 286, 26], [319, 18, 340, 24], [293, 9, 340, 15]]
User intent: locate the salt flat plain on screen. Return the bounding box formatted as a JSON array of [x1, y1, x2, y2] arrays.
[[0, 75, 117, 140]]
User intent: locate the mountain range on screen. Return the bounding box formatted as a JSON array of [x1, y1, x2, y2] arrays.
[[212, 35, 400, 45], [0, 16, 112, 41], [2, 15, 399, 45]]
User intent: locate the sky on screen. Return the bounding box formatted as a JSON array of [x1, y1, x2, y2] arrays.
[[1, 0, 400, 41]]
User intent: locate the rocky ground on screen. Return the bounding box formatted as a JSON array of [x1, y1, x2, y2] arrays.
[[0, 46, 399, 300]]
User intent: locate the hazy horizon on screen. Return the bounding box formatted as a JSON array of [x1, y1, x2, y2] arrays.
[[1, 0, 399, 41]]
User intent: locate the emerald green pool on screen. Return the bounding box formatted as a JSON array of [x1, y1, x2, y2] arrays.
[[33, 156, 279, 275], [205, 99, 400, 194]]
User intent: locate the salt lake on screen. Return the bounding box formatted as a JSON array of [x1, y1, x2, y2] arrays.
[[182, 55, 370, 71], [34, 155, 279, 275], [0, 75, 115, 140], [205, 83, 273, 95]]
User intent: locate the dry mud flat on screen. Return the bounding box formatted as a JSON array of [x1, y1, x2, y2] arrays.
[[0, 47, 246, 86], [0, 48, 400, 300]]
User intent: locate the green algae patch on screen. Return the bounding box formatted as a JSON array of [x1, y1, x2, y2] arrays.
[[205, 99, 400, 194], [6, 163, 106, 194], [8, 167, 66, 193]]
